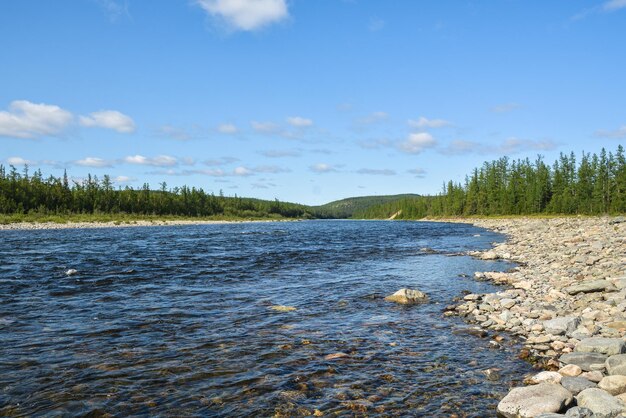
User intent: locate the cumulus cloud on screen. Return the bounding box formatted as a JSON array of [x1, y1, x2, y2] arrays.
[[408, 168, 427, 178], [217, 123, 238, 134], [6, 156, 34, 166], [124, 155, 177, 167], [195, 0, 288, 31], [79, 110, 135, 133], [408, 117, 451, 129], [287, 116, 313, 128], [356, 168, 396, 176], [76, 157, 113, 168], [233, 166, 253, 176], [491, 102, 521, 113], [113, 175, 135, 183], [604, 0, 626, 11], [0, 100, 73, 139], [595, 125, 626, 139], [398, 132, 437, 154], [310, 163, 337, 173]]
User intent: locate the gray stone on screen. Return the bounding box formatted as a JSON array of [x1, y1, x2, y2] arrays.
[[544, 316, 581, 336], [497, 383, 573, 418], [576, 388, 626, 417], [609, 216, 626, 225], [560, 376, 597, 395], [576, 338, 626, 356], [561, 352, 609, 371], [536, 414, 565, 418], [566, 280, 613, 295], [607, 354, 626, 376], [565, 407, 595, 417], [384, 288, 428, 304], [501, 298, 517, 309]]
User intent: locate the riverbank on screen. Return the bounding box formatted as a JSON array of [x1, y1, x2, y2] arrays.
[[440, 216, 626, 416], [0, 217, 299, 230]]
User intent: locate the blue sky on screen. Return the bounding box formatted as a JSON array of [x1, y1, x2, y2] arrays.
[[1, 0, 625, 205]]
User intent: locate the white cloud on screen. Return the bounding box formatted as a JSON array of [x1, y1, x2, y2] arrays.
[[233, 166, 253, 176], [408, 168, 427, 178], [217, 123, 238, 134], [195, 0, 288, 31], [79, 110, 135, 133], [491, 102, 521, 113], [113, 175, 135, 183], [357, 168, 396, 176], [287, 116, 313, 128], [251, 121, 280, 134], [76, 157, 113, 167], [408, 117, 451, 129], [398, 132, 437, 154], [604, 0, 626, 11], [310, 163, 337, 173], [595, 125, 626, 139], [7, 156, 34, 166], [0, 100, 73, 139], [124, 155, 177, 167]]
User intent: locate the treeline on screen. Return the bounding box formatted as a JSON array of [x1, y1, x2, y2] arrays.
[[0, 166, 312, 219], [356, 145, 626, 219]]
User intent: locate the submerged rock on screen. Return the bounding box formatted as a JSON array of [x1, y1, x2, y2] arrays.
[[384, 288, 427, 304], [269, 305, 297, 312], [65, 269, 78, 276], [497, 383, 573, 418]]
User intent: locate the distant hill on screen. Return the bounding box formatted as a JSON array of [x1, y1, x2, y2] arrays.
[[311, 194, 420, 218]]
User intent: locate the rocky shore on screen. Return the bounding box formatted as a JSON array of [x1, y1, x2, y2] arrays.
[[444, 216, 625, 417], [0, 219, 280, 230]]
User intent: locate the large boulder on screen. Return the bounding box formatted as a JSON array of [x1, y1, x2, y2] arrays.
[[576, 388, 626, 417], [598, 375, 626, 396], [384, 288, 427, 304], [560, 352, 608, 372], [606, 354, 626, 375], [497, 383, 573, 418], [575, 338, 626, 356], [565, 280, 613, 295], [544, 317, 581, 336]]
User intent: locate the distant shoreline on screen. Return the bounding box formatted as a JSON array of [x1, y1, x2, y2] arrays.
[[0, 218, 297, 231]]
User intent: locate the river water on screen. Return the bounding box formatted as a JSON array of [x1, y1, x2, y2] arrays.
[[0, 220, 534, 417]]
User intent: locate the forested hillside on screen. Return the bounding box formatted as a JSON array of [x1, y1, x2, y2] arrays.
[[357, 145, 626, 219], [312, 194, 420, 218], [0, 166, 312, 220]]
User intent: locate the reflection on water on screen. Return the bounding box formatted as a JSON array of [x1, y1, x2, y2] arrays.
[[0, 220, 533, 416]]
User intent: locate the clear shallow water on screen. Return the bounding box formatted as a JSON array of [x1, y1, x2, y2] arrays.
[[0, 220, 533, 417]]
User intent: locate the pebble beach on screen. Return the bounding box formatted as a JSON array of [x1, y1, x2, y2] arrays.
[[446, 216, 626, 417]]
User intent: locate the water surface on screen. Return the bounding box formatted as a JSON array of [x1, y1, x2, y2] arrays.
[[0, 220, 533, 416]]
